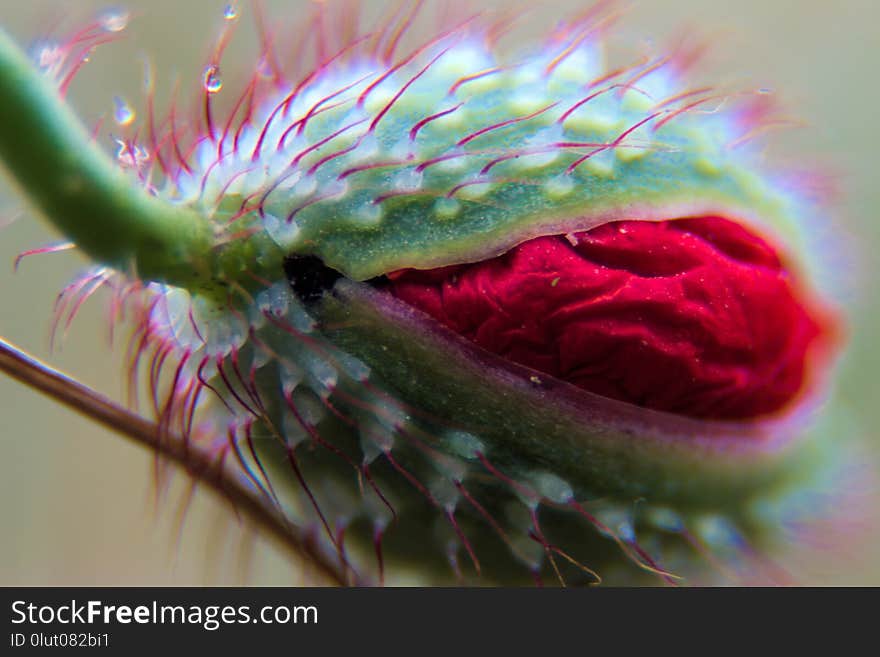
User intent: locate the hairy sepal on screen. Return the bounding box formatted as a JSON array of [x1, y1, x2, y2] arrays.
[[174, 278, 843, 585]]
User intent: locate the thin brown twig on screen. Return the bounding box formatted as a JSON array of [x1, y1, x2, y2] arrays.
[[0, 335, 359, 587]]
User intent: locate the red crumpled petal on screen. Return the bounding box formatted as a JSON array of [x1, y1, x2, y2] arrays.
[[387, 216, 838, 420]]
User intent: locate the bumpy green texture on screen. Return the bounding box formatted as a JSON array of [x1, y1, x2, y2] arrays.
[[179, 278, 846, 584], [0, 11, 857, 584], [174, 36, 815, 287]]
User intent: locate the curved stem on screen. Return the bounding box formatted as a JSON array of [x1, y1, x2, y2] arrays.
[[0, 29, 282, 293], [0, 336, 358, 586]]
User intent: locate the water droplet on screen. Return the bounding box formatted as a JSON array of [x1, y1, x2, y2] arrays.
[[100, 8, 130, 33], [223, 4, 239, 20], [113, 96, 135, 126], [256, 56, 273, 79], [203, 65, 222, 93]]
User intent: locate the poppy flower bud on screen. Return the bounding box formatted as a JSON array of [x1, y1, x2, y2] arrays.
[[0, 2, 867, 585]]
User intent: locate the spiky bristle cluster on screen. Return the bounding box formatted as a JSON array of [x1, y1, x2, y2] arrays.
[[15, 1, 867, 585]]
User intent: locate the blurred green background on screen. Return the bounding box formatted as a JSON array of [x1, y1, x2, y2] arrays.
[[0, 0, 877, 585]]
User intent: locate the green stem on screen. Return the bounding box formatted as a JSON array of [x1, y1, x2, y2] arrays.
[[0, 29, 281, 292]]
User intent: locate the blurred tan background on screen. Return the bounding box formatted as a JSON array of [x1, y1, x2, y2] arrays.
[[0, 0, 877, 585]]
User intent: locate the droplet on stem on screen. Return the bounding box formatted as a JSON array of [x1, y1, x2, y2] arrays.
[[113, 96, 135, 126], [223, 4, 240, 21], [203, 65, 223, 94], [99, 8, 130, 33]]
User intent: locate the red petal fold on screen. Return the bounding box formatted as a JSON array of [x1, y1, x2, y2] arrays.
[[388, 216, 838, 420]]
